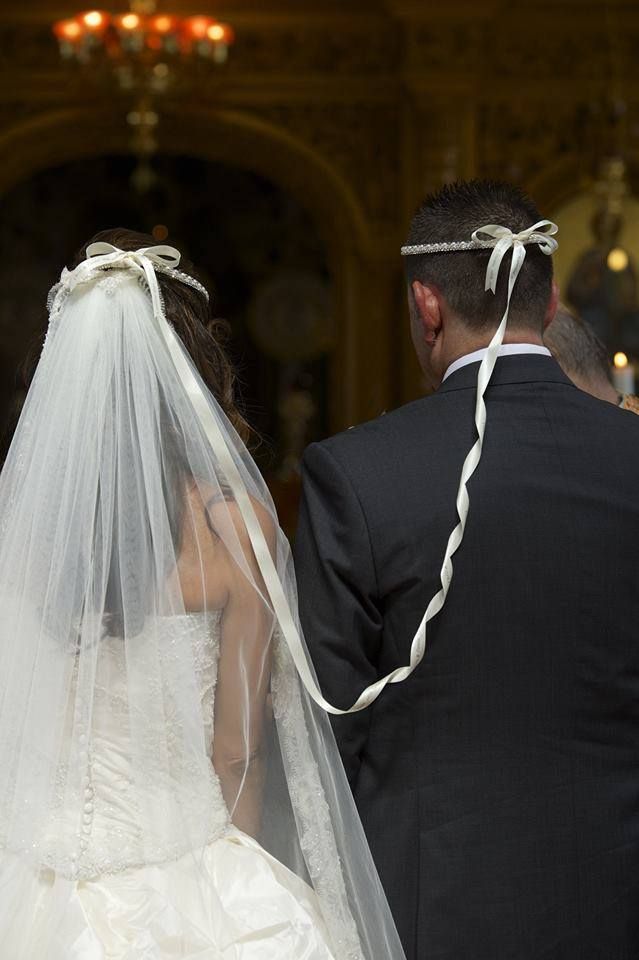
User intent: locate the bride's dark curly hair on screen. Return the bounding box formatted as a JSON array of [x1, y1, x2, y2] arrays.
[[73, 227, 250, 443]]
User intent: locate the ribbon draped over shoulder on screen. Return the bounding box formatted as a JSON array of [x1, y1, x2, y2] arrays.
[[331, 218, 561, 714], [45, 223, 559, 718]]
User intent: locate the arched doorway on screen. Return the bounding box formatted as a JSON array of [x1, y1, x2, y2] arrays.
[[0, 105, 392, 530], [0, 105, 381, 435], [0, 153, 341, 531]]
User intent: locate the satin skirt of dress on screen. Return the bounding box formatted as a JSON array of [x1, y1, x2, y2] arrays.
[[0, 828, 338, 960]]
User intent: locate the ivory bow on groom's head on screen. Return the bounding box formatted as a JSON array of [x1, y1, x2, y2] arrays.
[[402, 180, 559, 390]]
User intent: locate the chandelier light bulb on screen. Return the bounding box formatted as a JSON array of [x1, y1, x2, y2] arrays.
[[54, 18, 83, 41], [82, 10, 108, 31], [150, 15, 174, 33], [185, 16, 213, 39], [120, 13, 141, 30]]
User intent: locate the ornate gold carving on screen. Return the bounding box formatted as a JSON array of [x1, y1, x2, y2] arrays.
[[225, 22, 400, 76], [255, 103, 400, 223], [3, 1, 639, 421]]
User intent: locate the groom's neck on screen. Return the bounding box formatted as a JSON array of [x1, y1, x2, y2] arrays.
[[435, 325, 544, 386]]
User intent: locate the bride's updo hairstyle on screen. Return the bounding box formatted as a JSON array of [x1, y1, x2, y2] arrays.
[[73, 227, 250, 444]]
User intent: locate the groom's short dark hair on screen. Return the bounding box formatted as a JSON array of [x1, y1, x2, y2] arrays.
[[404, 180, 554, 331]]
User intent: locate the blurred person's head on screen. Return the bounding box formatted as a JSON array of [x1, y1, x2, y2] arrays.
[[544, 304, 618, 404], [404, 180, 558, 388]]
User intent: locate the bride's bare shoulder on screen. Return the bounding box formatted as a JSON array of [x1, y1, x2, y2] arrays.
[[200, 486, 277, 584], [177, 481, 276, 611]]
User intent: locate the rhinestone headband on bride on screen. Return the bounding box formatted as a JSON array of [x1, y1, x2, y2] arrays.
[[84, 242, 209, 302], [48, 242, 209, 315]]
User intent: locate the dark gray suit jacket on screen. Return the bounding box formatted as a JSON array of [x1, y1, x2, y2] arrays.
[[294, 355, 639, 960]]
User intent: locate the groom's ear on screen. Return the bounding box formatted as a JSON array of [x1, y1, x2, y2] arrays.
[[411, 281, 443, 345]]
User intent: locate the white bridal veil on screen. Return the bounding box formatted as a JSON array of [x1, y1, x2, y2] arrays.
[[0, 243, 405, 959]]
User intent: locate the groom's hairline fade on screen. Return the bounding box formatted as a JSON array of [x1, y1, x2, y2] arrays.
[[404, 179, 554, 332]]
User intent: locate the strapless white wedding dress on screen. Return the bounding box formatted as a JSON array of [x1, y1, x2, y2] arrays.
[[0, 614, 337, 959]]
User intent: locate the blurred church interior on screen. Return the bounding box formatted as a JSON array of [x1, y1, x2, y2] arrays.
[[0, 0, 637, 525]]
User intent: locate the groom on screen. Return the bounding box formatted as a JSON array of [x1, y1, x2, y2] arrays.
[[294, 180, 639, 959]]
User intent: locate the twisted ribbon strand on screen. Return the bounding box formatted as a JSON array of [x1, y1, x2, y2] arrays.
[[155, 222, 557, 715], [51, 228, 556, 716]]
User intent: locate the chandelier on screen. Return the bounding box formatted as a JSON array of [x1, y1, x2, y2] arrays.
[[52, 2, 234, 190], [53, 3, 234, 75]]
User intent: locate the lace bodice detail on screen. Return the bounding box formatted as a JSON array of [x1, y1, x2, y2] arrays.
[[37, 612, 230, 880]]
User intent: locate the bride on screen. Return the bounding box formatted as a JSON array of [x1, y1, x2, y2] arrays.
[[0, 229, 405, 960]]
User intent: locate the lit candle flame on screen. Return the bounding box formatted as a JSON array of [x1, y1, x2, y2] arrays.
[[607, 248, 629, 272], [614, 352, 629, 369]]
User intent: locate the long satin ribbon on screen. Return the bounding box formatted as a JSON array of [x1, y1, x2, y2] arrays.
[[73, 228, 556, 716]]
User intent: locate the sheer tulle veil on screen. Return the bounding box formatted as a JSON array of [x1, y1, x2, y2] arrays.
[[0, 235, 406, 959]]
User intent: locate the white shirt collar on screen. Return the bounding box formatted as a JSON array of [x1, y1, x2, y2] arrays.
[[443, 343, 552, 382]]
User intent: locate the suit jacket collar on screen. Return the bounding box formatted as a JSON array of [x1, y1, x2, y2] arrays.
[[437, 353, 575, 394]]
